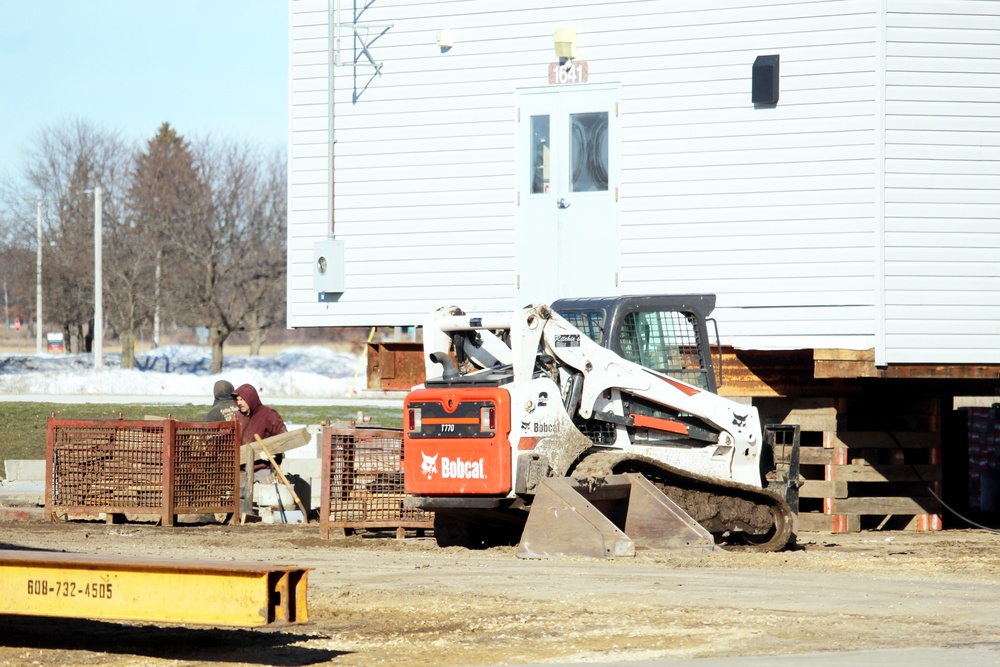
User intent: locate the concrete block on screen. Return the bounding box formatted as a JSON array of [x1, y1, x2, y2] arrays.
[[0, 480, 44, 507], [4, 459, 45, 482], [280, 459, 322, 508], [284, 424, 321, 459], [253, 475, 311, 511], [259, 507, 307, 524], [281, 458, 321, 478]]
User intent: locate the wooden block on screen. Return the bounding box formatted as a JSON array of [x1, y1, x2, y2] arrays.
[[832, 464, 942, 483], [828, 431, 941, 449], [828, 496, 942, 515], [798, 447, 835, 466], [813, 349, 878, 380], [239, 428, 311, 463], [756, 397, 845, 411], [841, 415, 941, 433], [369, 493, 407, 503], [797, 512, 861, 533], [760, 413, 838, 433], [813, 349, 875, 362], [756, 398, 842, 432], [798, 480, 848, 499]]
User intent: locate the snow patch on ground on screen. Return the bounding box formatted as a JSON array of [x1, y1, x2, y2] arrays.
[[0, 345, 365, 398]]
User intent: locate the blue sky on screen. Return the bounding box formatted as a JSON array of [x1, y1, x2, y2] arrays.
[[0, 1, 288, 178]]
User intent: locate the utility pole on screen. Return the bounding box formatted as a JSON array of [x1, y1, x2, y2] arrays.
[[36, 197, 43, 355], [94, 186, 103, 370]]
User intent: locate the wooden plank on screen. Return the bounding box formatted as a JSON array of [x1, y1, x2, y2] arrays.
[[840, 414, 941, 432], [832, 464, 942, 483], [797, 512, 860, 533], [830, 431, 941, 449], [813, 349, 875, 362], [796, 448, 835, 466], [798, 480, 848, 499], [828, 496, 941, 515], [717, 348, 816, 399], [815, 355, 1000, 380], [763, 413, 837, 433], [239, 428, 312, 463], [814, 360, 879, 378], [813, 349, 879, 379], [756, 397, 844, 411], [756, 397, 842, 432]]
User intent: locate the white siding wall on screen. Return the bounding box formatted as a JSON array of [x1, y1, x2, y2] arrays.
[[288, 1, 334, 321], [884, 0, 1000, 364], [288, 0, 880, 352], [612, 1, 878, 350]]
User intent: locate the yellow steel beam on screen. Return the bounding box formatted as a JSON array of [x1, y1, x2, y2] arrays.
[[0, 551, 309, 627]]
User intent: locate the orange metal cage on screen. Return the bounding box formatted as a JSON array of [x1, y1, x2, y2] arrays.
[[320, 426, 433, 538], [45, 417, 239, 526]]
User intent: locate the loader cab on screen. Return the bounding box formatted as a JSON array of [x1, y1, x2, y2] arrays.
[[551, 295, 719, 393]]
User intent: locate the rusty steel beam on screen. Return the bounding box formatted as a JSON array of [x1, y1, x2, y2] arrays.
[[0, 551, 309, 627]]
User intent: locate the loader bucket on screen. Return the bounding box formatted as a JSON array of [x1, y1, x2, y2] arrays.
[[517, 473, 716, 559]]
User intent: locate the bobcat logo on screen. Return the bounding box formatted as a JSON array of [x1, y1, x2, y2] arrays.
[[421, 452, 439, 479]]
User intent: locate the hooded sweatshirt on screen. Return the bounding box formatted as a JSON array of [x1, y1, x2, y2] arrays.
[[205, 380, 236, 422], [232, 383, 287, 445]]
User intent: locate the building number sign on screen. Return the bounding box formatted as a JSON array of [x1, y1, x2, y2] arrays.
[[548, 61, 589, 85]]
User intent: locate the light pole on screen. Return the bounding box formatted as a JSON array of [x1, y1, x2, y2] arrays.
[[94, 186, 103, 370], [36, 197, 42, 355]]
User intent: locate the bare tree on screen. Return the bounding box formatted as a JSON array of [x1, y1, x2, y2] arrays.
[[21, 120, 131, 355], [167, 139, 286, 373], [0, 180, 38, 334], [241, 150, 287, 355], [4, 121, 285, 368], [104, 189, 156, 369]]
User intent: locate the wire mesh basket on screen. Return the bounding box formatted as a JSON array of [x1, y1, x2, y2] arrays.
[[320, 426, 432, 538], [46, 416, 239, 525]]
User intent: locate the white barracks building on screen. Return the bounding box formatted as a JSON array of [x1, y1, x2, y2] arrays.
[[286, 0, 1000, 529], [287, 0, 1000, 366]]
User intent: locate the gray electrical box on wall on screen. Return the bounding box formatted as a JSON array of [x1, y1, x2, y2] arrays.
[[314, 239, 345, 295]]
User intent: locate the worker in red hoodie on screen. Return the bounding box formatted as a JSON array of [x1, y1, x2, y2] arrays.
[[232, 383, 288, 447], [232, 383, 288, 513]]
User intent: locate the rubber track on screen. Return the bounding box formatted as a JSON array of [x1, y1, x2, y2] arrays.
[[571, 451, 795, 552]]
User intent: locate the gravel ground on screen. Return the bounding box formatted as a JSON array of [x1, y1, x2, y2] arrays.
[[2, 521, 1000, 667]]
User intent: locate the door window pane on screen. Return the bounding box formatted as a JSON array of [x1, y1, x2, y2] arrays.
[[530, 115, 550, 194], [570, 112, 608, 192]]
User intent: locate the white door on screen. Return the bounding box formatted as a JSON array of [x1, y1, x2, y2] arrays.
[[516, 84, 620, 307]]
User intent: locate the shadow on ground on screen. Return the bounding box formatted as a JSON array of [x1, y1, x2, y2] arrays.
[[0, 615, 344, 666]]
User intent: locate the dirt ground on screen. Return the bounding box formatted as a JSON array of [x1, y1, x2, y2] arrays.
[[2, 521, 1000, 667]]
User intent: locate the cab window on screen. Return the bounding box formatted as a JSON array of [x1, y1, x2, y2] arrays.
[[557, 309, 605, 345], [618, 310, 709, 389]]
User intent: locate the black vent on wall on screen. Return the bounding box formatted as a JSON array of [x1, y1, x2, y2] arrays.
[[752, 54, 780, 105]]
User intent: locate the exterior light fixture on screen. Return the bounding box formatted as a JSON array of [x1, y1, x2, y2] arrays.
[[436, 29, 454, 52], [554, 27, 577, 65]]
